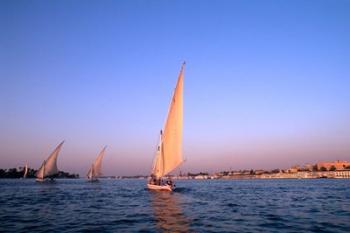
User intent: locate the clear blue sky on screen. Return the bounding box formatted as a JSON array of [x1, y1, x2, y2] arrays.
[[1, 0, 349, 175]]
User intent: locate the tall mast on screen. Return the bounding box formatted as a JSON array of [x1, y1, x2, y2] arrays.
[[43, 160, 46, 179]]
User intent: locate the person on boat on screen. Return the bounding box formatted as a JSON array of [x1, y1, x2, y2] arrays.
[[150, 174, 155, 184], [166, 178, 173, 187], [150, 174, 160, 185]]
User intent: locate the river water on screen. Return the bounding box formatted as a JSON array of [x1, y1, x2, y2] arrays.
[[0, 179, 349, 232]]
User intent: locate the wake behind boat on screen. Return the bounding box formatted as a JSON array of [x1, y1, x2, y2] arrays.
[[147, 63, 185, 191], [87, 146, 107, 182], [36, 141, 64, 182]]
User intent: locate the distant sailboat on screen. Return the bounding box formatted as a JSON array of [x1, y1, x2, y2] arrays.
[[147, 63, 185, 191], [36, 141, 64, 182], [87, 146, 107, 182], [23, 164, 28, 178]]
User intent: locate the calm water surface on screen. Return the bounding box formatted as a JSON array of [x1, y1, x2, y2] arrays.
[[0, 179, 349, 232]]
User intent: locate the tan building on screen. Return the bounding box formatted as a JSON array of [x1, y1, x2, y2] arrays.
[[303, 163, 314, 171], [287, 165, 300, 173], [335, 170, 350, 178], [317, 160, 350, 171], [254, 170, 266, 175]]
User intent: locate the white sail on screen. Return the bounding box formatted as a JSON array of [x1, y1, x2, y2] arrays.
[[152, 63, 184, 178], [87, 146, 107, 179], [23, 164, 28, 178], [36, 141, 64, 179], [87, 164, 94, 179], [152, 134, 164, 178], [36, 161, 45, 179]]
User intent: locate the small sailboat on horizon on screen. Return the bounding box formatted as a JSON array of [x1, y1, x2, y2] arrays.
[[22, 164, 28, 178], [147, 63, 185, 191], [87, 146, 107, 182], [36, 141, 64, 182]]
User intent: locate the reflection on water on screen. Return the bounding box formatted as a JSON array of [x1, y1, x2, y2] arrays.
[[150, 191, 191, 232]]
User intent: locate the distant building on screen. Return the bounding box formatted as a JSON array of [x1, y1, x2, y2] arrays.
[[232, 171, 242, 175], [287, 165, 300, 173], [254, 170, 265, 175], [317, 160, 350, 171], [194, 175, 208, 179], [335, 170, 350, 178], [242, 170, 251, 175], [303, 163, 313, 171]]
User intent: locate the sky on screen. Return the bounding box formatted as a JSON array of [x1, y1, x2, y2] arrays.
[[1, 0, 349, 176]]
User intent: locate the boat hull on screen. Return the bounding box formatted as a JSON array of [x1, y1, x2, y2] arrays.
[[147, 183, 173, 191], [87, 178, 99, 182], [36, 178, 55, 182]]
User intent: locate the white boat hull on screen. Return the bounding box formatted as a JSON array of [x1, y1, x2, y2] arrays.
[[87, 178, 99, 182], [147, 183, 173, 191]]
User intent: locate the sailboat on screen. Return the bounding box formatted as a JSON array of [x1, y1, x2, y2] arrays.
[[23, 164, 28, 178], [36, 141, 64, 182], [87, 146, 107, 182], [147, 63, 185, 191]]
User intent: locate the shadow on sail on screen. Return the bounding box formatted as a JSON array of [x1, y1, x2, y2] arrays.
[[150, 192, 191, 232]]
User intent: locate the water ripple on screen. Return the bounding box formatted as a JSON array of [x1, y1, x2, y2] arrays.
[[0, 179, 349, 232]]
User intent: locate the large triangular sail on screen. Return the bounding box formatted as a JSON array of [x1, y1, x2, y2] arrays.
[[152, 63, 184, 178], [36, 141, 64, 179], [87, 146, 107, 179]]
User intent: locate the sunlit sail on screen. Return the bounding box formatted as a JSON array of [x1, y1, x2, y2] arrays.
[[87, 146, 107, 181], [36, 141, 64, 182], [148, 63, 185, 191]]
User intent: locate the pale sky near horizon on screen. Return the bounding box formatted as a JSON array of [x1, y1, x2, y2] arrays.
[[1, 0, 350, 176]]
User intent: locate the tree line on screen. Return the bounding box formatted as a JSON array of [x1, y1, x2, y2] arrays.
[[0, 167, 79, 178]]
